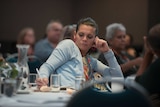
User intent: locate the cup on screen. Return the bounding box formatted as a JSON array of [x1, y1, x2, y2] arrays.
[[29, 73, 38, 88], [111, 77, 124, 93], [50, 74, 60, 92], [75, 76, 85, 91], [3, 78, 16, 97]]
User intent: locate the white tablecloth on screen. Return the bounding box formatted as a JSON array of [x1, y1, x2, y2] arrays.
[[0, 91, 72, 107]]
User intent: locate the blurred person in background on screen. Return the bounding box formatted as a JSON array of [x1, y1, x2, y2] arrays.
[[62, 24, 76, 40], [17, 27, 36, 55], [6, 27, 42, 73], [98, 23, 143, 77], [135, 24, 160, 107], [125, 33, 137, 58], [34, 20, 63, 63], [6, 27, 36, 62]]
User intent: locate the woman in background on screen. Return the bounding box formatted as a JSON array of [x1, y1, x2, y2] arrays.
[[17, 27, 36, 55]]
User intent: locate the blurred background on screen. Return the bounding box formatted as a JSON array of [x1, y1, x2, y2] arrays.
[[0, 0, 160, 57]]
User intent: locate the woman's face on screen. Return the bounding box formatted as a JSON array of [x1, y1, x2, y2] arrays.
[[74, 24, 96, 55], [109, 30, 126, 51], [125, 34, 131, 47], [24, 30, 35, 45]]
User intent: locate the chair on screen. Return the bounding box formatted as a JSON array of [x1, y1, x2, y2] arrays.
[[66, 77, 153, 107], [5, 53, 18, 63], [27, 55, 43, 73], [6, 54, 42, 73]]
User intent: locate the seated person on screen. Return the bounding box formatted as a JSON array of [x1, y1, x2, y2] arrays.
[[6, 27, 42, 73], [34, 20, 63, 63], [6, 27, 36, 63], [135, 24, 160, 107], [98, 23, 143, 77], [62, 24, 76, 40], [125, 33, 137, 58], [17, 27, 36, 56], [36, 17, 123, 89]]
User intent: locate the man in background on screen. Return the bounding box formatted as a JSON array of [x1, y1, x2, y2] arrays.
[[34, 20, 63, 62]]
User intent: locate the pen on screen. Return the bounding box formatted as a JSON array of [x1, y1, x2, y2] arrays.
[[36, 68, 40, 77]]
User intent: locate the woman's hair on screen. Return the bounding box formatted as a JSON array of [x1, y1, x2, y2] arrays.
[[147, 24, 160, 52], [76, 17, 98, 36], [17, 27, 34, 44], [126, 33, 134, 45], [149, 24, 160, 36], [106, 23, 126, 40], [63, 24, 76, 40], [147, 35, 160, 52]]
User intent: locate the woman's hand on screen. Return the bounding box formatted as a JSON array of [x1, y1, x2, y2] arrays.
[[93, 37, 110, 53], [35, 78, 49, 89]]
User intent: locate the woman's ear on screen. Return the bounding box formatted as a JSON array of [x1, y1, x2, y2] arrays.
[[73, 31, 76, 41]]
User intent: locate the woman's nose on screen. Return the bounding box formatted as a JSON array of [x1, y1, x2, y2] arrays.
[[82, 36, 87, 41], [122, 37, 126, 42]]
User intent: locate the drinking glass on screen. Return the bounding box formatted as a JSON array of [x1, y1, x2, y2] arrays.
[[111, 77, 124, 93], [29, 73, 38, 88], [75, 76, 85, 91], [3, 78, 16, 97], [50, 74, 60, 92]]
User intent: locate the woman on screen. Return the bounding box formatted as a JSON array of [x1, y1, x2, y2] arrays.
[[98, 23, 143, 77], [62, 24, 76, 40], [17, 27, 36, 55], [125, 33, 137, 57], [36, 17, 123, 89]]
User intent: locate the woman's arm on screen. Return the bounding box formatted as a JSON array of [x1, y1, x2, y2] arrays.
[[39, 40, 77, 78], [120, 57, 143, 73], [92, 37, 123, 77], [92, 50, 123, 77]]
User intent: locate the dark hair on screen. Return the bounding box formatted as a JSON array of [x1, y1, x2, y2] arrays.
[[76, 17, 98, 36], [126, 33, 134, 45], [63, 25, 76, 39], [17, 27, 34, 44], [147, 35, 160, 52], [147, 24, 160, 52], [149, 24, 160, 36]]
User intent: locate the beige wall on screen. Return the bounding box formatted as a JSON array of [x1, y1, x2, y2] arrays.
[[72, 0, 148, 45], [0, 0, 148, 46], [0, 0, 72, 41]]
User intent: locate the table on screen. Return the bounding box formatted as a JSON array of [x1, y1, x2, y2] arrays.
[[0, 77, 136, 107], [0, 91, 72, 107]]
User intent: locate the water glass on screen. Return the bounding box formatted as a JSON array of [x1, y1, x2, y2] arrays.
[[111, 77, 124, 93], [3, 78, 16, 97], [75, 76, 85, 91], [29, 73, 38, 88], [50, 74, 60, 92]]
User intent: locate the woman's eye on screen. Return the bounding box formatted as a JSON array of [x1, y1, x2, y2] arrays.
[[87, 36, 93, 39], [79, 33, 84, 37]]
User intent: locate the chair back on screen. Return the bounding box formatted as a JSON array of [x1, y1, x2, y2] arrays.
[[27, 55, 42, 73], [6, 54, 42, 73], [66, 77, 153, 107]]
